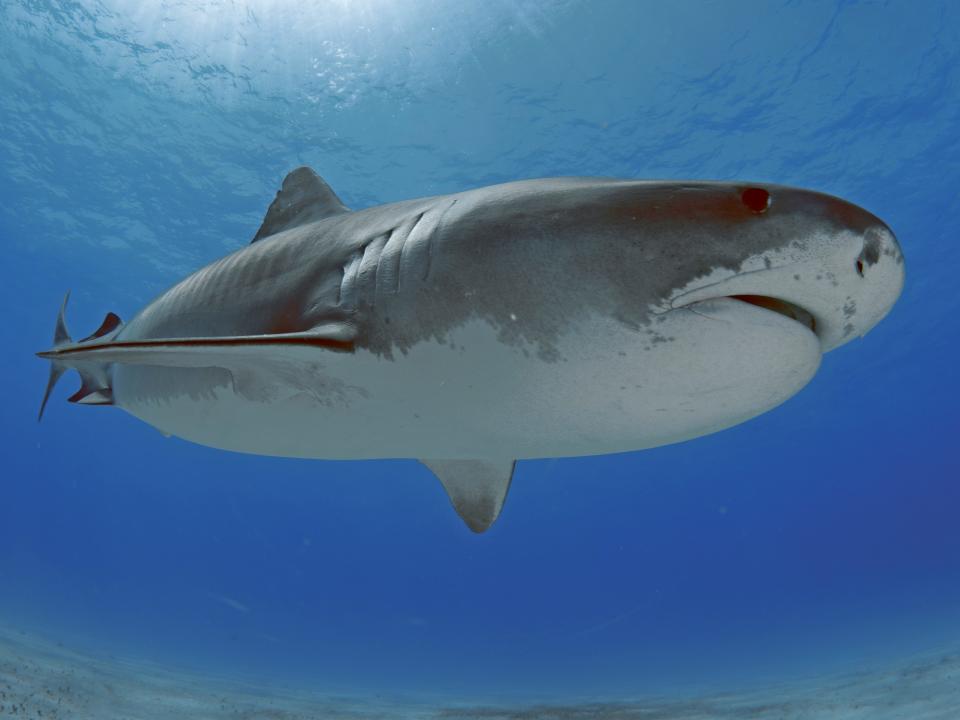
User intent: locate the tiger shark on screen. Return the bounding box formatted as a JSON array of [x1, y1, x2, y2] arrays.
[[38, 168, 905, 532]]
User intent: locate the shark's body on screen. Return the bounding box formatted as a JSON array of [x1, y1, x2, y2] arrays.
[[39, 168, 905, 531]]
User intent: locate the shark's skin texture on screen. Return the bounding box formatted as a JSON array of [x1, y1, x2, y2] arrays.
[[38, 168, 905, 531]]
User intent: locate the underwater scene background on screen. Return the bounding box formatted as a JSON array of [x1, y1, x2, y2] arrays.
[[1, 0, 959, 716]]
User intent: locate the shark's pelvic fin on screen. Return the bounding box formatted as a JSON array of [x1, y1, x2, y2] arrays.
[[251, 166, 351, 243], [422, 459, 516, 533]]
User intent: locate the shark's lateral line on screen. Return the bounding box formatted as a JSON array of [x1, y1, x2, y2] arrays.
[[38, 167, 905, 532]]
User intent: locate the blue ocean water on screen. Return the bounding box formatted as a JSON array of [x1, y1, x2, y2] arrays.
[[1, 0, 958, 707]]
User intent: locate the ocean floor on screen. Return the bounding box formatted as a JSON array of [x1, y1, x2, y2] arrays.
[[1, 627, 958, 719]]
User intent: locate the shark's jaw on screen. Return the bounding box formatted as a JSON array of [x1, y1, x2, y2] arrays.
[[729, 295, 817, 335], [665, 225, 904, 353]]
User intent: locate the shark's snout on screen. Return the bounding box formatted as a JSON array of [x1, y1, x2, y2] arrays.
[[824, 222, 904, 349], [666, 190, 904, 353]]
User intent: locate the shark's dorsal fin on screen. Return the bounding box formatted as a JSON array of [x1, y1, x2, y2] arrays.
[[422, 459, 516, 533], [252, 166, 350, 243]]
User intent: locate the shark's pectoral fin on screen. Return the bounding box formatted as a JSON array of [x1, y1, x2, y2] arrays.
[[37, 321, 356, 414], [37, 324, 356, 368], [252, 166, 351, 243], [422, 459, 516, 533]]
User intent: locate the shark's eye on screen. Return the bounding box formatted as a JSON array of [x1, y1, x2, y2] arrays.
[[741, 187, 770, 213]]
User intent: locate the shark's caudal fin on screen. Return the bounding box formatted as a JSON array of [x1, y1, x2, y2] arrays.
[[38, 292, 72, 421], [37, 293, 122, 421], [251, 166, 351, 243], [422, 459, 516, 533]]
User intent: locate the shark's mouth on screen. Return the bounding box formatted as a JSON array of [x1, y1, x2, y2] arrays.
[[728, 295, 817, 334]]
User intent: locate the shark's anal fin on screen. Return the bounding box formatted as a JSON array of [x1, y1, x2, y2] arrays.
[[68, 385, 113, 406], [252, 166, 351, 243], [422, 459, 516, 533]]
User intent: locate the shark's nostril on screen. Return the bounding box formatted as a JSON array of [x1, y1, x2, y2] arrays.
[[856, 259, 865, 277]]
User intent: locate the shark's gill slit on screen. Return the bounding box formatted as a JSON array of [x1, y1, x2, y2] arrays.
[[729, 295, 817, 333]]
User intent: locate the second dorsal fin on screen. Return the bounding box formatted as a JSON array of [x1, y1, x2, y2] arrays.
[[79, 312, 123, 343], [251, 166, 350, 243]]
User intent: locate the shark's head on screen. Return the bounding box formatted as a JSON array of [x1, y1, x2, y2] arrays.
[[444, 177, 904, 360], [442, 178, 906, 452], [547, 179, 906, 450], [644, 182, 905, 352]]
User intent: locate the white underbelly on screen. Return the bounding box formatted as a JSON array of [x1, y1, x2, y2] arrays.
[[111, 300, 822, 460]]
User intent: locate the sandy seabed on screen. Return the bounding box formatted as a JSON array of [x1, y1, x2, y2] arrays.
[[1, 628, 958, 719]]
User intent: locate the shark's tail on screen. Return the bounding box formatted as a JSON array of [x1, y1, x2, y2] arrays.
[[38, 292, 123, 421]]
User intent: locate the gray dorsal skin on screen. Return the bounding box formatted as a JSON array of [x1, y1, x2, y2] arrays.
[[422, 460, 515, 533], [37, 167, 906, 532], [251, 166, 350, 243]]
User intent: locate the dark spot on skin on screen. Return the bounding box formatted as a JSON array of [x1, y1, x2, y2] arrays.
[[843, 322, 855, 338], [741, 187, 770, 213], [860, 231, 883, 267], [843, 299, 856, 318], [793, 274, 801, 281], [856, 260, 865, 277]]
